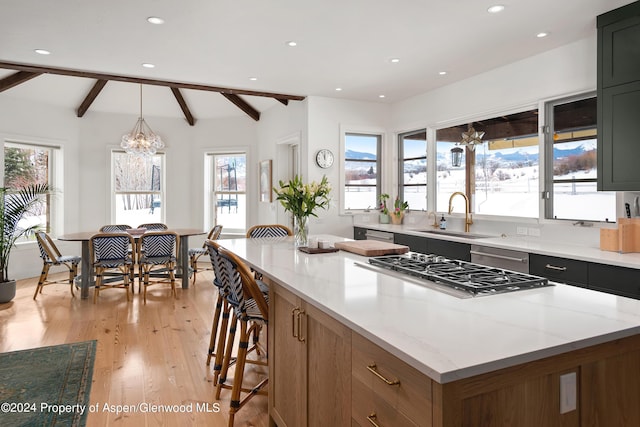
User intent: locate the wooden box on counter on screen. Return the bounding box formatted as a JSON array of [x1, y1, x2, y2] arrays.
[[600, 218, 640, 253]]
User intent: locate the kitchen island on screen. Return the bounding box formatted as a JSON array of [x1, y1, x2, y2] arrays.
[[218, 236, 640, 427]]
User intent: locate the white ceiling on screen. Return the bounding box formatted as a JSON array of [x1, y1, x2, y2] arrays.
[[0, 0, 633, 120]]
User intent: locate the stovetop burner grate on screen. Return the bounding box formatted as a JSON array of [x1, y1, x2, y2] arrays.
[[368, 252, 551, 296]]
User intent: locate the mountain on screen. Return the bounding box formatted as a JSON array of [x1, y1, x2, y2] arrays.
[[345, 149, 376, 160]]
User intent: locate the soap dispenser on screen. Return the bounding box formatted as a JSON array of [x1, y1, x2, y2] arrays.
[[439, 215, 447, 230]]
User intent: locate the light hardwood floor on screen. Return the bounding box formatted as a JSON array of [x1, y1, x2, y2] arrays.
[[0, 271, 268, 427]]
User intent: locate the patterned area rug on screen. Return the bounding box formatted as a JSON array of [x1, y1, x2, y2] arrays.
[[0, 340, 96, 426]]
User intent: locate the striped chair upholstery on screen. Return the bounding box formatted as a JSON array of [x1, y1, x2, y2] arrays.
[[138, 223, 168, 231], [246, 224, 292, 238], [137, 231, 178, 303], [90, 233, 135, 303], [99, 224, 132, 232], [204, 240, 269, 390], [34, 232, 81, 300], [216, 246, 269, 426], [188, 225, 223, 284]]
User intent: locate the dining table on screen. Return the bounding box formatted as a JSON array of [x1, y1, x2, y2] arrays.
[[58, 228, 207, 299]]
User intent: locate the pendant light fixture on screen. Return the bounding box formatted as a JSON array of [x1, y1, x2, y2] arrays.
[[121, 85, 164, 156], [459, 125, 485, 151]]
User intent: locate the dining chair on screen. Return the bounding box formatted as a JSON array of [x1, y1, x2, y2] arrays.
[[189, 225, 223, 284], [99, 224, 132, 232], [246, 224, 292, 238], [216, 246, 269, 427], [138, 223, 168, 231], [33, 232, 81, 300], [89, 232, 135, 304], [137, 231, 179, 303]]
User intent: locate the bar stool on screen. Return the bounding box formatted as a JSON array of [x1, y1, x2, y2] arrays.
[[216, 246, 269, 427], [189, 225, 223, 284], [204, 241, 269, 396]]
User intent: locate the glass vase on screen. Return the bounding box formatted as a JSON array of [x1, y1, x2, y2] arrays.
[[294, 215, 309, 247]]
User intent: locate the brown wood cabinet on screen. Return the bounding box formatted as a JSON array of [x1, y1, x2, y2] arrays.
[[351, 332, 432, 427], [269, 281, 640, 426], [269, 284, 351, 427]]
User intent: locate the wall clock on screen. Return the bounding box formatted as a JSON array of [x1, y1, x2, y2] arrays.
[[315, 149, 334, 168]]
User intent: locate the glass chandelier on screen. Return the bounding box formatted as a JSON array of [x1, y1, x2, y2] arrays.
[[121, 85, 164, 156]]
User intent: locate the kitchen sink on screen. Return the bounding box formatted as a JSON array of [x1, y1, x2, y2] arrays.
[[413, 229, 496, 239]]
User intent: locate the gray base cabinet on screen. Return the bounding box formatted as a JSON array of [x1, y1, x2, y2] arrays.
[[529, 254, 588, 288], [394, 233, 470, 260]]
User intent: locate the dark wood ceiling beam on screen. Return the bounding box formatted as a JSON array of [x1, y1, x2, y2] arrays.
[[170, 87, 196, 126], [221, 93, 260, 121], [276, 98, 289, 106], [0, 70, 42, 93], [0, 61, 306, 101], [76, 79, 107, 117]]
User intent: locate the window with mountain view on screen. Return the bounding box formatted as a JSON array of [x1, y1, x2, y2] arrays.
[[544, 94, 615, 222], [398, 130, 427, 211], [436, 108, 540, 217], [343, 133, 381, 210]]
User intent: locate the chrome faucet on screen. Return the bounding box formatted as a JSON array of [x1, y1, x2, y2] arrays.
[[448, 192, 473, 232], [426, 211, 439, 229]]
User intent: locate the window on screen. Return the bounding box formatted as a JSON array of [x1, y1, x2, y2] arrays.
[[208, 153, 246, 234], [343, 133, 381, 210], [398, 130, 427, 211], [112, 152, 164, 226], [544, 94, 616, 222], [3, 141, 58, 238], [436, 108, 540, 217]]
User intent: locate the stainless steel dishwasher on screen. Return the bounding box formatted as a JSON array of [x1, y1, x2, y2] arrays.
[[364, 229, 394, 242], [470, 244, 529, 273]]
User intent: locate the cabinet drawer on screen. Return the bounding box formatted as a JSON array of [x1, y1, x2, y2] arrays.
[[588, 263, 640, 299], [352, 378, 419, 427], [352, 333, 431, 426], [529, 254, 588, 286]]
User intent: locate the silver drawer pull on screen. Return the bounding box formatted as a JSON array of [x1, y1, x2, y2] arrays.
[[470, 250, 526, 263], [367, 364, 400, 386], [545, 264, 567, 271], [367, 413, 381, 427]]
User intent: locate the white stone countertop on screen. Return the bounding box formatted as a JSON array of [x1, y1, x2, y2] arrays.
[[217, 235, 640, 384], [354, 222, 640, 269]]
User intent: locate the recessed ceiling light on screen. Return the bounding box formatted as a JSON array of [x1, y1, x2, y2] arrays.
[[249, 77, 258, 81], [487, 5, 505, 13], [439, 71, 447, 75], [378, 95, 385, 99], [335, 88, 343, 91], [390, 58, 400, 63], [34, 49, 50, 55], [142, 63, 155, 68], [147, 16, 165, 25], [536, 32, 549, 38], [286, 41, 297, 47]]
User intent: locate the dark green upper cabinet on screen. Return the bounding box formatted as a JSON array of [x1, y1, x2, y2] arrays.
[[597, 1, 640, 191]]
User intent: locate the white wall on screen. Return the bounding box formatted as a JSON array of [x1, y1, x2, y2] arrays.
[[254, 100, 308, 228], [392, 36, 597, 130], [306, 97, 391, 238]]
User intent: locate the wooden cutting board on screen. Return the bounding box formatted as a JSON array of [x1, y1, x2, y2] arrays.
[[334, 240, 409, 257]]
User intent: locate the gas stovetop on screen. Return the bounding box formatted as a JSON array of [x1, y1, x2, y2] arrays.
[[367, 252, 552, 297]]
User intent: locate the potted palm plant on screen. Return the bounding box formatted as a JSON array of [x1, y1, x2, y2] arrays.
[[0, 184, 51, 303]]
